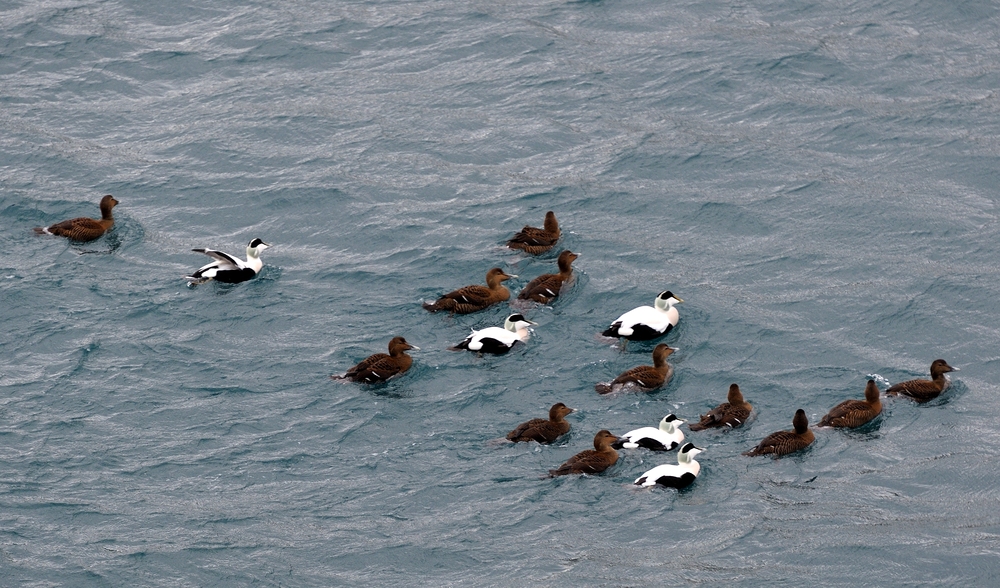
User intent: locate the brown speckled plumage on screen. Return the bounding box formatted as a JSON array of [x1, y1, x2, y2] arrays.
[[423, 268, 515, 314], [595, 344, 674, 394], [548, 430, 620, 477], [517, 250, 578, 304], [34, 195, 118, 242], [506, 211, 560, 255], [506, 403, 574, 444], [743, 409, 814, 457], [688, 384, 752, 431], [332, 337, 417, 384], [886, 359, 957, 403], [818, 380, 882, 428]]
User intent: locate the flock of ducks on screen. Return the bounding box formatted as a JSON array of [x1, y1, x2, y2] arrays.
[[35, 198, 960, 490]]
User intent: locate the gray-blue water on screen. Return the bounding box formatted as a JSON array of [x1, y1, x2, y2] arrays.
[[3, 0, 1000, 585]]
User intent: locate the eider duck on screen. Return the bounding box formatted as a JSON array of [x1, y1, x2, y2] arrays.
[[634, 443, 704, 489], [743, 409, 814, 457], [450, 313, 536, 355], [548, 430, 620, 477], [331, 336, 419, 384], [886, 359, 958, 403], [594, 344, 675, 394], [423, 268, 516, 314], [602, 291, 683, 341], [185, 238, 270, 285], [615, 414, 685, 452], [517, 250, 578, 304], [34, 194, 118, 242], [506, 211, 560, 255], [688, 384, 753, 431], [506, 402, 574, 444], [818, 380, 882, 428]]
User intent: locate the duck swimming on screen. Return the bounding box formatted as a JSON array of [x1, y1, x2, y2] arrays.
[[548, 430, 620, 477], [634, 443, 704, 489], [517, 250, 578, 304], [595, 344, 675, 394], [615, 414, 685, 452], [602, 291, 683, 341], [885, 359, 958, 403], [34, 195, 118, 242], [185, 238, 270, 285], [743, 409, 814, 457], [423, 268, 516, 314], [818, 380, 882, 428], [506, 403, 574, 444], [450, 313, 536, 355], [506, 211, 560, 255], [331, 336, 419, 384], [688, 384, 753, 431]]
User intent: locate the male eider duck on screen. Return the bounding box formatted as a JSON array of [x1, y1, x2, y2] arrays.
[[594, 344, 675, 394], [185, 238, 270, 285], [634, 443, 704, 489], [517, 250, 578, 304], [331, 336, 419, 384], [743, 409, 814, 457], [602, 291, 683, 341], [506, 211, 560, 255], [34, 194, 118, 242], [818, 380, 882, 428], [548, 430, 620, 477], [688, 384, 753, 431], [886, 359, 958, 403], [423, 268, 516, 314], [450, 313, 536, 355], [506, 403, 574, 444], [615, 414, 685, 452]]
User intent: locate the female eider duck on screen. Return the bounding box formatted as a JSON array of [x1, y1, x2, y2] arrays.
[[517, 250, 578, 304], [423, 268, 516, 314], [185, 238, 270, 285], [34, 194, 118, 242], [506, 211, 560, 255], [688, 384, 753, 431], [615, 414, 685, 452], [331, 336, 419, 384], [450, 313, 536, 355], [595, 344, 675, 394], [602, 291, 683, 341], [818, 380, 882, 428], [634, 443, 704, 489], [548, 430, 620, 477], [506, 402, 574, 444], [743, 409, 814, 457], [886, 359, 958, 403]]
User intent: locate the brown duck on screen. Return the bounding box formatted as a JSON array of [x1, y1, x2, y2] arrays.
[[595, 344, 675, 394], [423, 268, 516, 314], [506, 211, 560, 255], [506, 403, 574, 444], [332, 337, 418, 384], [548, 430, 620, 477], [517, 250, 579, 304], [818, 380, 882, 428], [743, 409, 815, 457], [34, 195, 118, 242], [886, 359, 958, 403], [689, 383, 753, 431]]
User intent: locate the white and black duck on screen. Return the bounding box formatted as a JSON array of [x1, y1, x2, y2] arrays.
[[450, 313, 536, 355], [185, 238, 270, 285], [602, 291, 683, 341], [614, 414, 685, 451], [634, 443, 704, 489]]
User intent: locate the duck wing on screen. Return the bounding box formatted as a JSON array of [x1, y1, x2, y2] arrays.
[[343, 353, 403, 383], [612, 365, 665, 389], [192, 248, 245, 270], [818, 399, 878, 428], [743, 430, 812, 456], [507, 418, 566, 443]]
